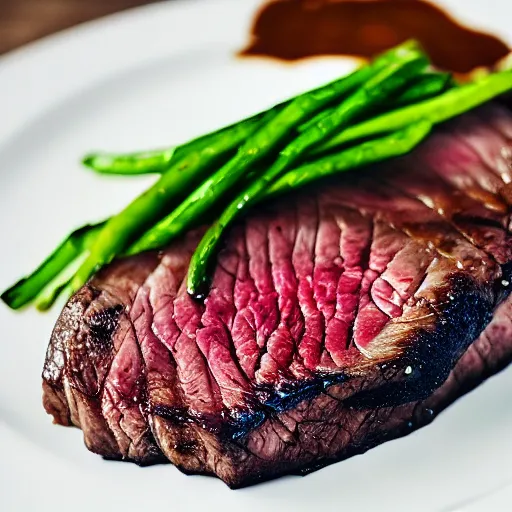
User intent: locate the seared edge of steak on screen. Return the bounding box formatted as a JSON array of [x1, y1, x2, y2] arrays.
[[43, 254, 166, 464], [170, 291, 512, 488], [43, 286, 122, 459], [41, 102, 512, 486]]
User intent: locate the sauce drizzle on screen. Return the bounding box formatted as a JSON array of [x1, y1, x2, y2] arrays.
[[241, 0, 510, 74]]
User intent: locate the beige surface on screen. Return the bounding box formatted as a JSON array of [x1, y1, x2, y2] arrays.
[[0, 0, 160, 54]]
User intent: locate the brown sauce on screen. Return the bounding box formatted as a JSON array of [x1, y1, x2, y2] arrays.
[[241, 0, 509, 74]]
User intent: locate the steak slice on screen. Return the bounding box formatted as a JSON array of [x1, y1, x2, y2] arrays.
[[43, 251, 166, 464], [43, 103, 512, 487]]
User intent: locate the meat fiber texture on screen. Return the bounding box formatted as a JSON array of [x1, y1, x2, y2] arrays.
[[43, 103, 512, 488]]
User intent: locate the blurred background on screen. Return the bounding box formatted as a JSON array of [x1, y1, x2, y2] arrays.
[[0, 0, 160, 54]]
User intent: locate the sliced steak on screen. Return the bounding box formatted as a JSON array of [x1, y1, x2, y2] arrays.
[[43, 252, 166, 464], [43, 103, 512, 487]]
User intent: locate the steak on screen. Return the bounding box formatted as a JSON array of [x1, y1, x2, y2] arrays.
[[43, 103, 512, 487]]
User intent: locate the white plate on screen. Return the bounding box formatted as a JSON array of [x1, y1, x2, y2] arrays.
[[1, 0, 512, 510]]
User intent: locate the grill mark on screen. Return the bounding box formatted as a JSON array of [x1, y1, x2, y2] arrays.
[[73, 289, 123, 454]]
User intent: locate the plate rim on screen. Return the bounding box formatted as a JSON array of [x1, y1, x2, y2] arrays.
[[0, 0, 262, 148], [1, 1, 512, 510]]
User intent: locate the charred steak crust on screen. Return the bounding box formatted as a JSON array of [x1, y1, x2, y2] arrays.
[[43, 103, 512, 487], [43, 253, 167, 464]]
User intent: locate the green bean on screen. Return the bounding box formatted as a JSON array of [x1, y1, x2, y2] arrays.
[[69, 113, 269, 294], [313, 70, 512, 155], [82, 111, 270, 175], [83, 147, 177, 175], [392, 72, 453, 107], [298, 71, 451, 134], [127, 42, 425, 259], [186, 50, 428, 297], [35, 253, 88, 311], [0, 222, 104, 309], [85, 70, 449, 177], [267, 121, 432, 197], [83, 42, 420, 176], [7, 43, 512, 313]]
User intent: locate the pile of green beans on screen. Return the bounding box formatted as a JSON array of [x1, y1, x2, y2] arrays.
[[3, 40, 512, 310]]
